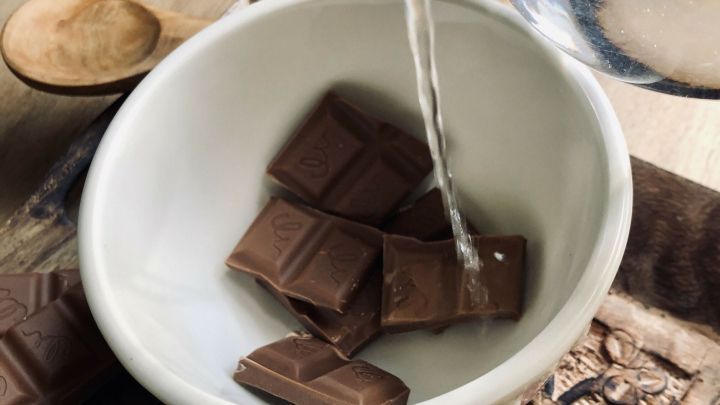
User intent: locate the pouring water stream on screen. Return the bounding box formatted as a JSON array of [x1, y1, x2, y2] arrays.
[[404, 0, 485, 305]]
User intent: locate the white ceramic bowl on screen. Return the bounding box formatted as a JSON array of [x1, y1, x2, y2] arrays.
[[79, 0, 632, 403]]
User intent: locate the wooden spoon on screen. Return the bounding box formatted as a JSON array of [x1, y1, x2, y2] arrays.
[[0, 0, 214, 95]]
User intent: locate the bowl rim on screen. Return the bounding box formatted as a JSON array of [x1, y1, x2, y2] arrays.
[[79, 0, 633, 403]]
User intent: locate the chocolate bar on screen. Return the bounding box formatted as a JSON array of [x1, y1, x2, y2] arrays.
[[234, 334, 410, 405], [267, 92, 433, 226], [383, 188, 479, 241], [227, 197, 383, 312], [0, 283, 118, 403], [0, 269, 81, 337], [258, 269, 382, 357], [382, 235, 525, 333]]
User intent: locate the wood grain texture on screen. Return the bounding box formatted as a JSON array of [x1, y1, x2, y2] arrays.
[[0, 0, 235, 227], [0, 98, 122, 274], [2, 0, 214, 95], [616, 157, 720, 333], [598, 75, 720, 192], [525, 293, 720, 404]]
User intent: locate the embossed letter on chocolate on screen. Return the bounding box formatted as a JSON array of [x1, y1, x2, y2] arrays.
[[257, 268, 382, 357], [0, 283, 117, 403], [382, 235, 526, 333], [233, 334, 410, 405], [0, 270, 81, 337], [267, 92, 433, 226], [226, 197, 383, 312]]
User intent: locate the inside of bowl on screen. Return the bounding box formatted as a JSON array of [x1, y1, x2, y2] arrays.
[[85, 0, 607, 403]]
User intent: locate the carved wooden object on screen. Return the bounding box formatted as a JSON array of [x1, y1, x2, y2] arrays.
[[527, 293, 720, 404], [1, 0, 212, 95]]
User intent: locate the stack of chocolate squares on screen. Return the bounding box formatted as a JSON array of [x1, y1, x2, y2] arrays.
[[227, 93, 526, 404], [0, 270, 118, 403]]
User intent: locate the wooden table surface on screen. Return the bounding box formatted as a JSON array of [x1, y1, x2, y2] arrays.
[[0, 0, 236, 225], [2, 0, 720, 227]]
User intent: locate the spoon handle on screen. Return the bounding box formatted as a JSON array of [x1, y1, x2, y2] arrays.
[[0, 97, 125, 274]]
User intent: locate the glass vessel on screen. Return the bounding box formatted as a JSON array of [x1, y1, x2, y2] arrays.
[[511, 0, 720, 98]]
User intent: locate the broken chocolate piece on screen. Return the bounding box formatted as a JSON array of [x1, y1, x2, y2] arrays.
[[0, 283, 118, 403], [227, 197, 383, 312], [381, 234, 525, 333], [234, 334, 409, 405], [258, 269, 382, 357], [383, 188, 478, 241], [0, 269, 81, 337], [267, 92, 433, 226]]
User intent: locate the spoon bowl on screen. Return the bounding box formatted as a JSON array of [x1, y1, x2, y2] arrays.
[[1, 0, 212, 95]]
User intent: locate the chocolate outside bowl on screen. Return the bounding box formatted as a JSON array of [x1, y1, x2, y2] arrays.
[[78, 0, 632, 403]]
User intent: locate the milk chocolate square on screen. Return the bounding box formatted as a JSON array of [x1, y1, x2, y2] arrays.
[[267, 92, 433, 226], [381, 235, 525, 333], [227, 197, 383, 312]]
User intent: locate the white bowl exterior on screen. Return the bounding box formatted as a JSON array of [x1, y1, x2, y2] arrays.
[[79, 0, 631, 404]]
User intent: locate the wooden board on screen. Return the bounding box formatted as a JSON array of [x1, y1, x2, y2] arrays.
[[525, 293, 720, 404]]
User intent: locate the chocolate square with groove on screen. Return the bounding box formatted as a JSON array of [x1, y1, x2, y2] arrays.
[[234, 334, 410, 405], [0, 283, 117, 403], [381, 234, 525, 333], [0, 270, 81, 338], [257, 268, 382, 357], [226, 197, 383, 312], [267, 92, 433, 226]]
